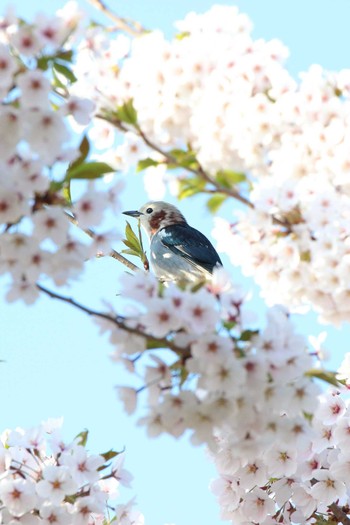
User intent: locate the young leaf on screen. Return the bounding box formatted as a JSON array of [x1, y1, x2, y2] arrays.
[[62, 182, 72, 205], [124, 221, 142, 252], [168, 148, 199, 170], [206, 193, 227, 213], [100, 449, 120, 462], [66, 161, 115, 181], [116, 99, 138, 126], [69, 135, 90, 172], [178, 177, 206, 200], [305, 369, 340, 387], [216, 170, 246, 188], [53, 62, 77, 84], [240, 329, 259, 342], [75, 429, 89, 446], [121, 248, 140, 257], [137, 158, 159, 172]]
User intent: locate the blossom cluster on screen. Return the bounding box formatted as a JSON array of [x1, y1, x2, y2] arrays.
[[0, 3, 123, 304], [72, 5, 350, 323], [93, 268, 350, 524], [0, 419, 143, 525]]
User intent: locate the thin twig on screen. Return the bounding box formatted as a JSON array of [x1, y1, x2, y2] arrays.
[[36, 283, 185, 354], [329, 504, 350, 525], [86, 0, 145, 36], [98, 113, 291, 230], [63, 210, 140, 272]]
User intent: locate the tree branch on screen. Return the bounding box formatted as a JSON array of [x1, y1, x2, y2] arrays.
[[36, 283, 185, 355], [329, 503, 350, 525], [86, 0, 145, 36], [63, 210, 140, 273], [98, 113, 291, 230]]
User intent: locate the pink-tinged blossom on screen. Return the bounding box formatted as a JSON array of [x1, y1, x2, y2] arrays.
[[210, 475, 241, 512], [10, 26, 43, 56], [115, 497, 145, 525], [0, 43, 16, 88], [264, 446, 298, 477], [6, 280, 40, 305], [117, 387, 138, 415], [34, 13, 67, 48], [337, 353, 350, 386], [0, 107, 21, 158], [36, 465, 78, 505], [17, 70, 51, 109], [241, 488, 275, 523], [32, 207, 69, 245], [183, 288, 219, 335], [291, 484, 318, 519], [0, 478, 37, 517], [235, 460, 267, 490], [72, 495, 105, 525], [141, 298, 182, 337], [22, 109, 70, 163], [315, 391, 346, 425], [118, 271, 158, 302], [74, 185, 109, 229], [60, 96, 95, 125], [60, 446, 105, 486], [40, 503, 72, 525], [111, 452, 133, 488], [311, 469, 346, 506], [334, 416, 350, 448]]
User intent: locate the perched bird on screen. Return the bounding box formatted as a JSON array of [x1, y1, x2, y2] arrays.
[[123, 201, 222, 282]]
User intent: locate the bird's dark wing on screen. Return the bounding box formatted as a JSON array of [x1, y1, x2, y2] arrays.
[[158, 224, 222, 273]]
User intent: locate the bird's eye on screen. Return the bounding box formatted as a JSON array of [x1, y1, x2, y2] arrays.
[[146, 207, 153, 214]]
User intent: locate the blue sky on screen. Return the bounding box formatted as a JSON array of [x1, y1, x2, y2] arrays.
[[2, 1, 350, 525]]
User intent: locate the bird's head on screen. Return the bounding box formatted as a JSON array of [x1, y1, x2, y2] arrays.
[[123, 201, 187, 237]]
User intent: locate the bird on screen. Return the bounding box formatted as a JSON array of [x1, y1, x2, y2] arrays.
[[123, 201, 222, 282]]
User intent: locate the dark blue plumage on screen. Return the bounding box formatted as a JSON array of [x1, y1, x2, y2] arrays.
[[123, 200, 223, 282], [159, 224, 222, 274]]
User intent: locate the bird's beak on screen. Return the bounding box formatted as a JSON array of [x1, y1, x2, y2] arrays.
[[122, 210, 143, 218]]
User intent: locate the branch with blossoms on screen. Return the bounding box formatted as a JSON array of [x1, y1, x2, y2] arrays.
[[4, 3, 350, 525], [37, 267, 350, 525], [0, 419, 143, 525]]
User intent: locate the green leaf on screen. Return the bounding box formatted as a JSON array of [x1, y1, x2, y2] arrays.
[[37, 55, 50, 71], [136, 158, 159, 172], [52, 67, 66, 90], [177, 177, 206, 200], [100, 449, 119, 462], [216, 170, 246, 188], [168, 148, 199, 170], [69, 135, 90, 171], [206, 193, 227, 213], [146, 339, 167, 350], [116, 99, 138, 126], [56, 50, 74, 63], [75, 429, 88, 447], [66, 161, 115, 181], [175, 31, 190, 40], [240, 329, 259, 342], [121, 248, 140, 257], [223, 320, 236, 331], [305, 369, 340, 387], [53, 62, 77, 84], [124, 221, 142, 252], [49, 180, 64, 192], [62, 183, 72, 205]]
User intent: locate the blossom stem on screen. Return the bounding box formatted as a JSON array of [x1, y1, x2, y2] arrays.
[[36, 283, 185, 354], [86, 0, 145, 36], [63, 210, 140, 272]]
